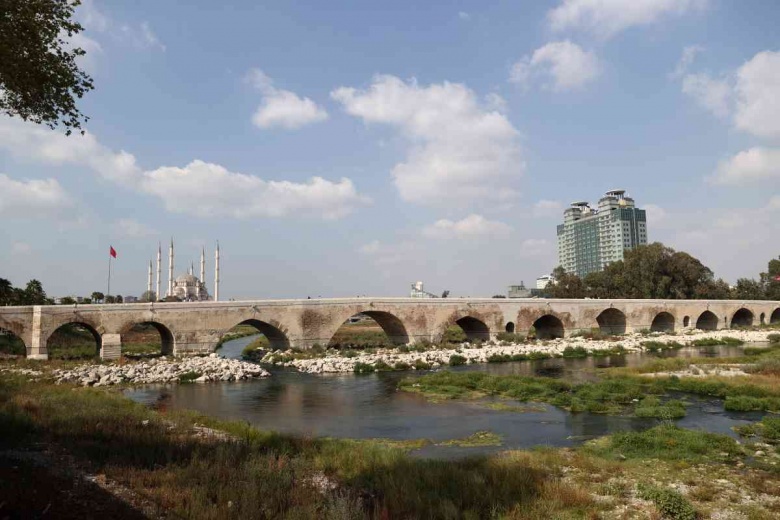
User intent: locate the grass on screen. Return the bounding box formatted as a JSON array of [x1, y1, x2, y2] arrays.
[[240, 336, 270, 361], [691, 336, 744, 347], [437, 431, 503, 447], [637, 483, 697, 520], [400, 371, 678, 417], [641, 340, 685, 353]]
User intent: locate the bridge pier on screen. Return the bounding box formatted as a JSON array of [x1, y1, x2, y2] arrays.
[[27, 307, 48, 360], [101, 333, 122, 360]]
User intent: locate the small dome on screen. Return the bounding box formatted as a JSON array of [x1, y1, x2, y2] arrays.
[[175, 274, 198, 284]]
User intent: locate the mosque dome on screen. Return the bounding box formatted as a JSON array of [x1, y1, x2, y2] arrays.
[[175, 274, 199, 285]]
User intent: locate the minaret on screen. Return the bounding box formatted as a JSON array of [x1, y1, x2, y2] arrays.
[[214, 241, 220, 302], [168, 238, 174, 297], [147, 260, 153, 295], [200, 247, 206, 300], [155, 242, 161, 301]]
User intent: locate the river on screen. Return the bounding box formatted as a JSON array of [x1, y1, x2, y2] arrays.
[[125, 335, 763, 459]]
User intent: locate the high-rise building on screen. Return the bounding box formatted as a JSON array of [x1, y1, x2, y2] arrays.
[[556, 189, 647, 278]]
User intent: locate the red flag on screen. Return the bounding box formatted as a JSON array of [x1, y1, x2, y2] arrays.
[[110, 246, 117, 258], [774, 274, 780, 282]]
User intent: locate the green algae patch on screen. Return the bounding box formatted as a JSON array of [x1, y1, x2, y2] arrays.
[[486, 402, 548, 413], [437, 431, 503, 447]]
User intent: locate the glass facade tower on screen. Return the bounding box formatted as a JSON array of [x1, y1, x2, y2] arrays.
[[556, 190, 647, 278]]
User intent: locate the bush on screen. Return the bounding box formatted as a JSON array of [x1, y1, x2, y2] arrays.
[[353, 362, 375, 374], [634, 396, 687, 419], [641, 341, 684, 353], [414, 359, 432, 371], [178, 371, 201, 383], [562, 346, 588, 358], [638, 484, 697, 520], [449, 355, 467, 366], [691, 337, 744, 347], [496, 332, 525, 344], [724, 395, 780, 412], [767, 333, 780, 344], [394, 362, 410, 371], [374, 360, 393, 372], [442, 326, 467, 344]]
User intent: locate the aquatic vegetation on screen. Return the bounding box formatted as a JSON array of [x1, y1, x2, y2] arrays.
[[691, 337, 744, 347], [448, 354, 467, 366], [634, 396, 687, 419], [641, 340, 684, 353], [437, 431, 502, 447]]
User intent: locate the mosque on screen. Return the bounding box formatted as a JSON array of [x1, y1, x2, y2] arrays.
[[146, 240, 220, 302]]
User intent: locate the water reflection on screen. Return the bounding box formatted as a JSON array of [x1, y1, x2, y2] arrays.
[[126, 341, 762, 459]]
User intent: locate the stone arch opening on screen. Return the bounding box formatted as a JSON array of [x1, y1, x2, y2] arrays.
[[596, 308, 627, 335], [329, 311, 410, 348], [650, 312, 675, 333], [0, 326, 26, 356], [683, 316, 691, 328], [730, 308, 754, 328], [120, 321, 174, 357], [760, 312, 766, 325], [532, 315, 564, 339], [696, 311, 718, 331], [453, 316, 490, 342], [47, 322, 101, 360], [505, 322, 515, 333], [236, 319, 290, 351], [771, 308, 780, 324]]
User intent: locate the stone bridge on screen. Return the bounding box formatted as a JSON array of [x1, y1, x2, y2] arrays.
[[1, 298, 778, 360]]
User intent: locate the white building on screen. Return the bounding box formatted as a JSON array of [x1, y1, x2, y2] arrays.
[[557, 190, 647, 278], [410, 281, 437, 298], [536, 275, 555, 290]]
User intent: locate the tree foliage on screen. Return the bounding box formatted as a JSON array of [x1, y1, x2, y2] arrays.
[[0, 0, 94, 134], [0, 277, 52, 305]]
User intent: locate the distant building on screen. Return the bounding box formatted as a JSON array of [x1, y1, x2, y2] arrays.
[[536, 274, 555, 290], [557, 189, 647, 278], [410, 281, 438, 298], [507, 282, 532, 298], [123, 296, 138, 303]]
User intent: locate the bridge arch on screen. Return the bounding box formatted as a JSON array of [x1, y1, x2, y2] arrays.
[[231, 319, 290, 350], [650, 312, 675, 333], [760, 312, 766, 325], [772, 308, 780, 324], [683, 316, 691, 328], [46, 321, 102, 359], [0, 326, 26, 356], [730, 308, 754, 328], [329, 311, 410, 347], [119, 321, 175, 356], [505, 322, 515, 333], [596, 308, 627, 335], [696, 310, 718, 331], [454, 316, 490, 342], [531, 314, 564, 339]]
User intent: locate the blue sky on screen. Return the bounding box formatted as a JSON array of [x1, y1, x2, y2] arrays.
[[1, 0, 779, 300]]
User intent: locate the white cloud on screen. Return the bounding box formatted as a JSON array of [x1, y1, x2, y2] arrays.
[[643, 204, 668, 226], [0, 117, 368, 220], [142, 160, 368, 219], [421, 214, 511, 240], [11, 242, 32, 256], [67, 32, 103, 74], [114, 218, 157, 238], [734, 50, 780, 140], [0, 174, 72, 217], [670, 45, 705, 79], [484, 92, 508, 113], [332, 75, 523, 206], [532, 199, 563, 218], [458, 11, 471, 20], [120, 22, 166, 51], [681, 73, 731, 118], [248, 68, 328, 130], [548, 0, 707, 39], [510, 41, 601, 91], [75, 1, 164, 54], [518, 238, 551, 257], [712, 147, 780, 185]]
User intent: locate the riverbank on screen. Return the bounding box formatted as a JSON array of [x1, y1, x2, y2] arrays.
[[262, 328, 774, 374], [1, 372, 779, 518]]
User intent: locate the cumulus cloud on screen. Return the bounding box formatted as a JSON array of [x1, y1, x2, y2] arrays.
[[510, 41, 601, 91], [0, 174, 72, 217], [75, 0, 165, 54], [421, 214, 511, 240], [548, 0, 707, 39], [332, 75, 523, 206], [734, 50, 780, 140], [142, 160, 368, 219], [681, 73, 731, 118], [248, 69, 328, 130], [532, 199, 563, 218], [114, 218, 157, 238], [0, 117, 368, 220], [712, 147, 780, 185]]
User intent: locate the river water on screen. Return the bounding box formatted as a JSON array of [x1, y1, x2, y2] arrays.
[[125, 335, 764, 459]]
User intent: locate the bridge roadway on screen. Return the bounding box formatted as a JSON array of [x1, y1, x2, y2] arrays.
[[1, 298, 779, 360]]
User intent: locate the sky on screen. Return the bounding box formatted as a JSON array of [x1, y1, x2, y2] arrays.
[[1, 0, 779, 300]]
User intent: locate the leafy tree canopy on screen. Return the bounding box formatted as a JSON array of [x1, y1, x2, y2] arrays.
[[0, 0, 94, 134]]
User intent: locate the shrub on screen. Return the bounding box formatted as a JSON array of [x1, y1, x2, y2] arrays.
[[691, 337, 744, 347], [397, 345, 410, 353], [724, 395, 780, 412], [496, 332, 525, 344], [343, 350, 358, 358], [562, 346, 588, 358], [634, 396, 687, 419], [637, 484, 697, 520], [374, 360, 393, 372], [641, 341, 684, 353], [413, 359, 431, 371], [442, 326, 467, 344], [449, 355, 467, 366], [767, 333, 780, 344], [353, 362, 375, 374], [178, 371, 201, 383], [394, 362, 410, 371]]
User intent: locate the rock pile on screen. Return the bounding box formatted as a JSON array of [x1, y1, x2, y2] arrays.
[[54, 354, 270, 386], [264, 329, 774, 374]]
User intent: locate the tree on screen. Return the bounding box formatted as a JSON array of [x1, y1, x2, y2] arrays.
[[0, 278, 14, 305], [115, 294, 123, 304], [548, 267, 587, 298], [60, 296, 76, 304], [23, 279, 48, 305], [140, 290, 157, 303], [91, 291, 104, 303], [104, 295, 116, 304], [761, 255, 780, 301], [732, 278, 765, 300], [0, 0, 94, 134]]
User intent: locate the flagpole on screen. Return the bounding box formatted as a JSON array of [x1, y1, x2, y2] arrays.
[[107, 253, 111, 302]]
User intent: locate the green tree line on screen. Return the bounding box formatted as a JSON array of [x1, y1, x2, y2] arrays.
[[0, 278, 125, 306], [547, 243, 780, 300]]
